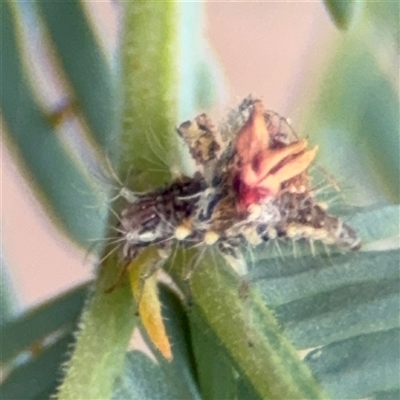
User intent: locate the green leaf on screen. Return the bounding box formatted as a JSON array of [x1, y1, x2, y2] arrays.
[[113, 286, 201, 400], [371, 388, 400, 400], [246, 207, 399, 398], [0, 258, 18, 327], [305, 328, 400, 399], [1, 1, 108, 245], [322, 0, 364, 30], [113, 352, 194, 400], [1, 286, 87, 399], [35, 0, 117, 151], [274, 265, 399, 348], [344, 205, 400, 245], [1, 334, 74, 400], [1, 284, 87, 364], [253, 249, 398, 304]]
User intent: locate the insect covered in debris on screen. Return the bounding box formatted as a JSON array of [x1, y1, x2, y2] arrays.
[[114, 96, 361, 359], [118, 98, 360, 272]]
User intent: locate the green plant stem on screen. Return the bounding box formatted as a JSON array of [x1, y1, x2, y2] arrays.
[[188, 255, 329, 400], [57, 2, 180, 398], [56, 256, 134, 399], [118, 1, 179, 187]]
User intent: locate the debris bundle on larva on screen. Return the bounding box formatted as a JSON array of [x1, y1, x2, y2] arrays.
[[116, 96, 361, 277]]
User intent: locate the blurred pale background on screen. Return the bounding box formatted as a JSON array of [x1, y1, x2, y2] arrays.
[[3, 1, 337, 311]]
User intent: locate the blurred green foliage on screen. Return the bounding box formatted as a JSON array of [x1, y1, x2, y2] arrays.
[[301, 1, 399, 205], [323, 0, 364, 30]]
